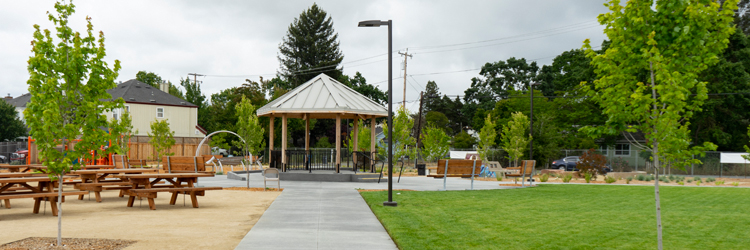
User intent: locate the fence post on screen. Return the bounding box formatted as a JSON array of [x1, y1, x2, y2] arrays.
[[635, 149, 638, 172], [691, 154, 694, 177], [720, 163, 723, 178]]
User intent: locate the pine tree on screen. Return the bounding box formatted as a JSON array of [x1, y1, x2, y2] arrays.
[[278, 3, 344, 87]]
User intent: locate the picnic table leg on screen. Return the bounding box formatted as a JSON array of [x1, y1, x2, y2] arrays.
[[127, 183, 138, 207], [147, 197, 156, 210], [95, 191, 102, 203], [50, 196, 58, 216], [3, 199, 9, 209], [169, 191, 178, 205], [190, 191, 199, 208], [33, 198, 41, 213]]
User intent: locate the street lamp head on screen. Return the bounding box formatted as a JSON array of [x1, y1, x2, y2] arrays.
[[358, 20, 389, 27], [530, 82, 542, 87]]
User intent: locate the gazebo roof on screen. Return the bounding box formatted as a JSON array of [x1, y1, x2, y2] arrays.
[[257, 73, 387, 119]]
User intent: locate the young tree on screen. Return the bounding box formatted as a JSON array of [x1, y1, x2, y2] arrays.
[[148, 119, 175, 168], [421, 126, 450, 162], [0, 100, 26, 141], [500, 112, 530, 168], [452, 131, 477, 149], [382, 106, 416, 161], [278, 3, 344, 87], [110, 111, 136, 156], [24, 1, 122, 245], [477, 114, 496, 161], [232, 96, 266, 160], [347, 121, 372, 152], [582, 1, 737, 248]]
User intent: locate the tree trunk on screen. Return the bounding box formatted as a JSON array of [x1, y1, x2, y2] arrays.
[[57, 173, 63, 246], [650, 61, 663, 250]]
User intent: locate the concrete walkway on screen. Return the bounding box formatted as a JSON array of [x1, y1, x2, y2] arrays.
[[197, 173, 516, 249]]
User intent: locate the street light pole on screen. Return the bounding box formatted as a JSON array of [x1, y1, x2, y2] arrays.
[[359, 19, 397, 207], [529, 82, 541, 162]]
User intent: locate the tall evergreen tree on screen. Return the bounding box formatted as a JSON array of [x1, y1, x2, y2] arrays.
[[278, 3, 344, 87], [0, 100, 26, 141], [423, 81, 441, 112]]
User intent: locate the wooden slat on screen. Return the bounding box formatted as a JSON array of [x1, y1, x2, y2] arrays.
[[71, 169, 158, 174], [0, 191, 88, 199], [76, 182, 132, 187], [119, 173, 214, 179], [129, 187, 222, 193], [435, 159, 482, 175]]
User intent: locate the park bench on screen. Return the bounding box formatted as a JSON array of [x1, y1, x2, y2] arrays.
[[162, 156, 212, 173], [112, 155, 148, 169], [505, 160, 535, 187], [427, 159, 483, 190]]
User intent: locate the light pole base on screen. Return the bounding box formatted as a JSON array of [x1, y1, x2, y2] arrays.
[[383, 201, 398, 207]]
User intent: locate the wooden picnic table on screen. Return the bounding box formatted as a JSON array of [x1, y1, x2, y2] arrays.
[[69, 168, 159, 202], [0, 176, 86, 216], [118, 173, 220, 210], [1, 164, 116, 173]]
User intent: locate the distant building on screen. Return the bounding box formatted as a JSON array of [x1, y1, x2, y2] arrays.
[[3, 93, 31, 122]]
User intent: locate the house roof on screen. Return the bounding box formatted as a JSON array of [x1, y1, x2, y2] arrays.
[[257, 73, 387, 119], [5, 79, 195, 108], [4, 93, 32, 108], [108, 79, 197, 107]]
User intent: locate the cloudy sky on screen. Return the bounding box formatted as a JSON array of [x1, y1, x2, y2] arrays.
[[0, 0, 608, 111]]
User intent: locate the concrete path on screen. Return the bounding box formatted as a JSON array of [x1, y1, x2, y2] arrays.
[[197, 174, 516, 249]]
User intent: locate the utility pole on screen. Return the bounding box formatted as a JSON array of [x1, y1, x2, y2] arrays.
[[414, 91, 424, 169], [188, 73, 204, 85], [398, 49, 413, 109]]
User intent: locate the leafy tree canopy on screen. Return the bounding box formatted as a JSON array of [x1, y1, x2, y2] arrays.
[[452, 130, 477, 149], [338, 72, 387, 105], [0, 101, 26, 141]]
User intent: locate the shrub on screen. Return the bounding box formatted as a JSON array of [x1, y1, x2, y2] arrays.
[[578, 148, 607, 179], [605, 176, 616, 184], [562, 174, 573, 183], [693, 176, 702, 182], [216, 171, 224, 175], [636, 175, 645, 181], [658, 176, 669, 183], [687, 179, 692, 183], [715, 180, 724, 186], [540, 174, 550, 182], [668, 175, 675, 181], [678, 181, 684, 185], [496, 175, 502, 181], [626, 176, 633, 184], [583, 172, 593, 183], [696, 180, 701, 186], [706, 177, 716, 183], [732, 182, 739, 187]]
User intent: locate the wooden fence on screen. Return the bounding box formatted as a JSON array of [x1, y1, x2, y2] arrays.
[[27, 136, 210, 164]]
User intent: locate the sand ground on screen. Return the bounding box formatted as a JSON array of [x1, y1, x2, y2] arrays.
[[0, 189, 279, 249]]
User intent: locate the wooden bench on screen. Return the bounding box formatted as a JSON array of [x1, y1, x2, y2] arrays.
[[427, 159, 483, 190], [112, 155, 148, 169], [162, 156, 211, 173], [126, 187, 223, 209], [1, 191, 88, 216], [505, 160, 536, 187]]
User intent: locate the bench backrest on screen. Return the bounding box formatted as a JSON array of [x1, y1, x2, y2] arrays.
[[162, 156, 206, 173], [112, 155, 129, 169], [436, 159, 483, 175], [486, 161, 502, 172], [521, 160, 536, 175]]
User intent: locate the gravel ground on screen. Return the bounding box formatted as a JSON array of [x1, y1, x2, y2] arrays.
[[0, 237, 135, 250]]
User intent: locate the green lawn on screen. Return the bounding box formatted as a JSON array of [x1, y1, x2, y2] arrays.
[[360, 185, 750, 250]]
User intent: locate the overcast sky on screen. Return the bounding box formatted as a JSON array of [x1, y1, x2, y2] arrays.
[[0, 0, 608, 112]]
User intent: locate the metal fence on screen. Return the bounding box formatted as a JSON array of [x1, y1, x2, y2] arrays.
[[0, 141, 26, 163]]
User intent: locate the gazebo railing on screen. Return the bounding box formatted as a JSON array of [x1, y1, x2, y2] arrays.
[[352, 151, 379, 173], [284, 149, 337, 172]]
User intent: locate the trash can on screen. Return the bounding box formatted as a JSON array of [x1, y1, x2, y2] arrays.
[[417, 164, 426, 176]]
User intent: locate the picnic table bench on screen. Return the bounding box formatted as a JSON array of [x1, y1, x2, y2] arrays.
[[69, 168, 159, 202], [428, 159, 483, 190], [162, 156, 212, 173], [112, 155, 149, 169], [0, 176, 87, 215], [118, 173, 221, 210]]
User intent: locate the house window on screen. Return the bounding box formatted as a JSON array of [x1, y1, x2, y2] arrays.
[[615, 144, 630, 156], [156, 107, 164, 118], [599, 146, 608, 156], [125, 105, 130, 113], [112, 108, 120, 120]]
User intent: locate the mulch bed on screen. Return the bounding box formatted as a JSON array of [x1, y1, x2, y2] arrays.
[[224, 187, 283, 192], [0, 237, 135, 250]]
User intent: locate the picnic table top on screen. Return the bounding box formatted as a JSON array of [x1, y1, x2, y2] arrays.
[[0, 176, 63, 184], [0, 172, 35, 178], [118, 173, 215, 179], [70, 169, 159, 175], [1, 164, 46, 169]]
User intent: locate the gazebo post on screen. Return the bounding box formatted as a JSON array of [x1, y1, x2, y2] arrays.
[[269, 115, 274, 167], [282, 114, 287, 172], [305, 114, 310, 172], [336, 113, 341, 173], [353, 118, 359, 172], [371, 117, 376, 172]]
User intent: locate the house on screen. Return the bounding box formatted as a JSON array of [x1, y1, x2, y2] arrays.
[[104, 79, 206, 138], [6, 79, 205, 138]]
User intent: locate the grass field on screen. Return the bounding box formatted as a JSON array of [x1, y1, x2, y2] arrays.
[[360, 185, 750, 250]]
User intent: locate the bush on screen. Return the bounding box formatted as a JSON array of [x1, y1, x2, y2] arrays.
[[626, 176, 633, 184], [216, 171, 224, 175], [678, 181, 684, 185], [605, 176, 616, 184], [496, 175, 502, 181], [562, 174, 573, 183], [658, 176, 668, 183], [583, 172, 593, 183], [540, 174, 549, 182], [732, 182, 739, 187], [636, 175, 644, 181], [696, 180, 701, 186], [668, 175, 675, 181], [706, 177, 716, 183], [715, 180, 724, 186], [687, 179, 692, 183], [578, 148, 607, 179], [693, 176, 702, 182]]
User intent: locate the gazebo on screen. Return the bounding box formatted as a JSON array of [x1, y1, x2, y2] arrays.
[[256, 73, 388, 173]]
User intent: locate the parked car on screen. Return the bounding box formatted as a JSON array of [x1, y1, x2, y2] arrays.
[[211, 147, 228, 157], [550, 156, 612, 173], [10, 149, 28, 164], [0, 154, 6, 163]]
